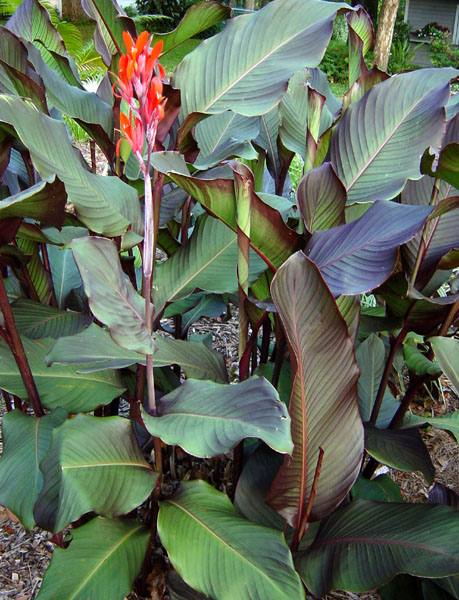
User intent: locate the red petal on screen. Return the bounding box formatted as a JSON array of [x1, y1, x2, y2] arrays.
[[123, 31, 135, 52], [150, 40, 163, 63], [136, 30, 149, 53]]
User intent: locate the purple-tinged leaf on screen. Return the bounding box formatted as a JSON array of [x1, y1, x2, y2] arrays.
[[296, 500, 459, 596], [342, 66, 389, 111], [173, 0, 353, 118], [376, 272, 459, 334], [306, 201, 433, 296], [347, 6, 374, 88], [150, 151, 301, 270], [330, 68, 457, 204], [266, 252, 363, 526], [68, 237, 155, 355], [142, 377, 292, 458], [364, 423, 435, 484], [297, 162, 346, 233], [429, 483, 459, 511], [0, 176, 66, 227]]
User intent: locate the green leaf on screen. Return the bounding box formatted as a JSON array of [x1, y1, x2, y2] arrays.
[[296, 500, 459, 596], [0, 176, 67, 227], [153, 214, 267, 315], [0, 408, 67, 530], [167, 571, 210, 600], [36, 516, 149, 600], [0, 336, 124, 412], [34, 415, 158, 532], [194, 111, 259, 170], [68, 237, 154, 354], [351, 474, 403, 503], [430, 337, 459, 395], [150, 151, 301, 270], [16, 238, 51, 302], [403, 411, 459, 444], [158, 480, 305, 600], [266, 252, 363, 526], [364, 423, 435, 484], [347, 6, 373, 87], [0, 95, 140, 236], [421, 143, 459, 190], [173, 0, 351, 118], [234, 444, 285, 531], [47, 245, 82, 309], [153, 2, 230, 56], [403, 338, 442, 377], [142, 377, 292, 457], [330, 68, 457, 204], [12, 298, 91, 339], [46, 322, 228, 382], [356, 334, 399, 428]]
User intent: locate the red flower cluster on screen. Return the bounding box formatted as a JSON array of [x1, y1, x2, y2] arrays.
[[114, 31, 166, 163]]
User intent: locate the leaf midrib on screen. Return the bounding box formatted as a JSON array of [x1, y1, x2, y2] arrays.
[[202, 11, 332, 112], [167, 499, 293, 596], [67, 524, 143, 600]]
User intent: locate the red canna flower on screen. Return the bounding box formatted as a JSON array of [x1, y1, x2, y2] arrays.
[[114, 31, 166, 167]]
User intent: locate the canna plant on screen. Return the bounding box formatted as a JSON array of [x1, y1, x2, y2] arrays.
[[0, 0, 458, 598]]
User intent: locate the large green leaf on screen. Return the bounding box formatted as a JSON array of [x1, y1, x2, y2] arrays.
[[12, 298, 91, 339], [364, 423, 435, 483], [173, 0, 351, 118], [158, 480, 305, 600], [68, 237, 154, 354], [141, 377, 292, 458], [296, 500, 459, 596], [150, 151, 301, 270], [403, 411, 459, 444], [0, 408, 67, 530], [15, 237, 52, 302], [36, 516, 149, 600], [355, 334, 399, 428], [153, 1, 230, 55], [347, 6, 373, 87], [0, 176, 67, 227], [330, 68, 457, 204], [0, 336, 124, 411], [153, 214, 267, 315], [0, 95, 140, 236], [266, 252, 363, 526], [46, 322, 228, 383], [34, 415, 158, 532], [430, 337, 459, 395]]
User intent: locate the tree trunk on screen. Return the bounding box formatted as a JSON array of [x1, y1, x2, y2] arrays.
[[61, 0, 86, 21], [245, 0, 255, 10], [373, 0, 400, 71]]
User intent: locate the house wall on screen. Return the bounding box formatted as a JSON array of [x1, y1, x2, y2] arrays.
[[405, 0, 457, 32]]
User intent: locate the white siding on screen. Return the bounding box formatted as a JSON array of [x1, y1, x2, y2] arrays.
[[406, 0, 457, 32]]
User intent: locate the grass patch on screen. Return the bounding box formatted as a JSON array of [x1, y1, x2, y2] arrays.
[[160, 38, 202, 76]]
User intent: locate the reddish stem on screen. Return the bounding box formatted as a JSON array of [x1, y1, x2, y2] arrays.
[[0, 276, 43, 416]]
